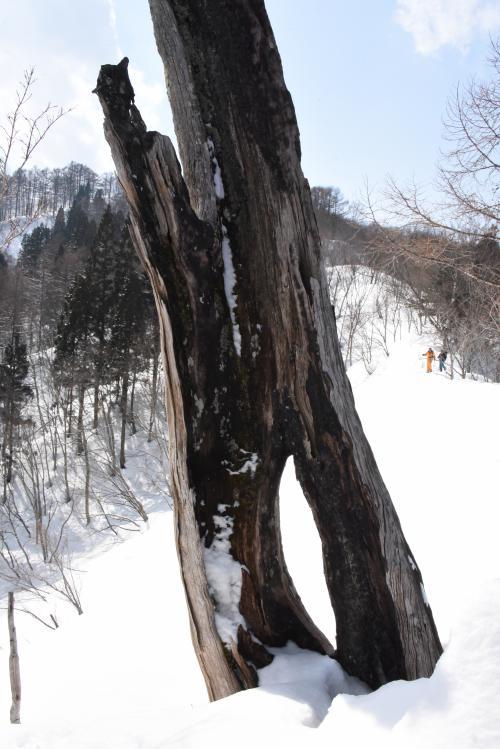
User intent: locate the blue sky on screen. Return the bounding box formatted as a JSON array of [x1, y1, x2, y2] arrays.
[[1, 0, 499, 204]]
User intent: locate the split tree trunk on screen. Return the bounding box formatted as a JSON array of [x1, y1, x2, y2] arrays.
[[95, 0, 442, 699]]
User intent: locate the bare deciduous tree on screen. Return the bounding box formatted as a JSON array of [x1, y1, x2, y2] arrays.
[[380, 39, 500, 289], [0, 68, 66, 255]]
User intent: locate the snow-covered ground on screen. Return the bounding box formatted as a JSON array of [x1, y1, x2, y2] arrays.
[[281, 335, 500, 749], [0, 361, 170, 605], [0, 278, 499, 747]]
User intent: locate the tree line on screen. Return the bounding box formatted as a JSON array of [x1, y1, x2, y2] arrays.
[[0, 161, 122, 223]]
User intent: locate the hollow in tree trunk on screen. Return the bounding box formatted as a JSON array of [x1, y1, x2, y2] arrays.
[[94, 0, 442, 700]]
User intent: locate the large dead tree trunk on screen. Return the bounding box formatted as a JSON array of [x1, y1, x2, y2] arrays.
[[94, 0, 442, 699]]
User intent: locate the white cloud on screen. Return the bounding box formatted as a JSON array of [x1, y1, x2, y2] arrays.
[[0, 2, 169, 176], [395, 0, 500, 55], [106, 0, 123, 59]]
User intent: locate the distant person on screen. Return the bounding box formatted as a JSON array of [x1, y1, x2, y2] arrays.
[[438, 351, 447, 372], [423, 347, 436, 373]]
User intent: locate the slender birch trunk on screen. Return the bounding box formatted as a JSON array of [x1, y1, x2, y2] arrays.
[[8, 592, 21, 724]]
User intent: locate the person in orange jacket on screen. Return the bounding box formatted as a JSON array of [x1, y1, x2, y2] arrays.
[[423, 347, 436, 373]]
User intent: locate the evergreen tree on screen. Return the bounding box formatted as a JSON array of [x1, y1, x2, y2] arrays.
[[87, 205, 120, 334], [108, 229, 151, 465], [54, 206, 155, 457], [86, 205, 122, 423], [54, 205, 120, 432], [18, 224, 51, 270], [0, 332, 32, 484], [109, 228, 148, 370], [89, 188, 107, 224], [64, 187, 95, 253], [54, 270, 94, 452], [51, 206, 66, 240], [54, 274, 92, 374]]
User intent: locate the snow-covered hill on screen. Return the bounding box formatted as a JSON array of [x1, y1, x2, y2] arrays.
[[0, 271, 498, 748]]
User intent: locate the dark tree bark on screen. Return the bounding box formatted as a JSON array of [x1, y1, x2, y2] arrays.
[[129, 366, 137, 436], [147, 343, 160, 443], [94, 0, 442, 700], [119, 369, 129, 469], [76, 384, 85, 456]]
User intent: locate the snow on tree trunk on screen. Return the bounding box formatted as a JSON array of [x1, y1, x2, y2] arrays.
[[94, 0, 442, 699]]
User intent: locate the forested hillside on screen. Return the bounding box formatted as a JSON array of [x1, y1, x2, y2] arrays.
[[312, 186, 500, 382], [0, 170, 165, 614], [0, 162, 122, 224]]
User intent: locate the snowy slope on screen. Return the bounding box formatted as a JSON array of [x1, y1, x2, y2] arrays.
[[0, 283, 499, 747], [0, 364, 171, 606], [0, 511, 208, 748]]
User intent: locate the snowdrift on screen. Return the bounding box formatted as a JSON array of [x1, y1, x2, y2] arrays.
[[0, 268, 498, 748]]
